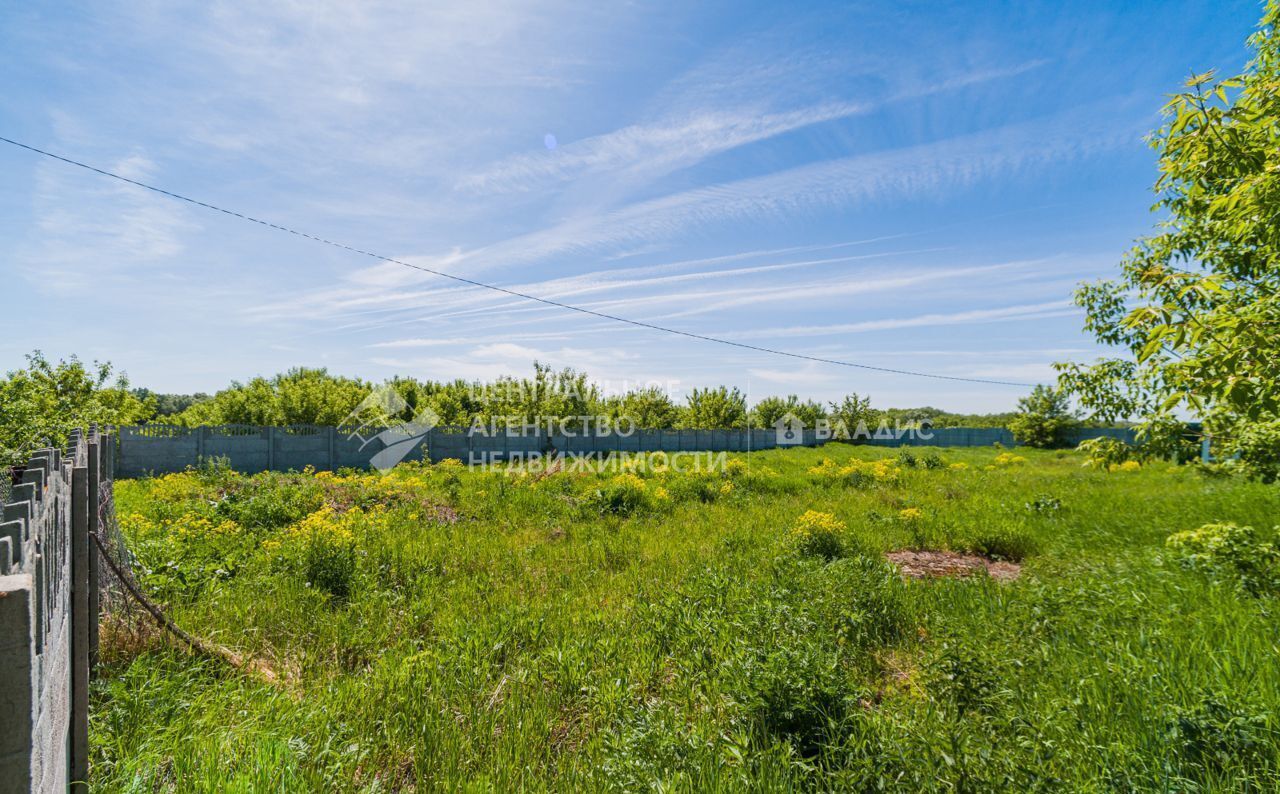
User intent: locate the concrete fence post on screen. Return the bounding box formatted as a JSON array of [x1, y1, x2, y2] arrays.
[[0, 573, 36, 792], [87, 439, 100, 671], [70, 465, 90, 789]]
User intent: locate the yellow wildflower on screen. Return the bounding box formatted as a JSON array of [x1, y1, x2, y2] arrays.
[[610, 472, 647, 491], [793, 510, 846, 537], [993, 453, 1028, 466]]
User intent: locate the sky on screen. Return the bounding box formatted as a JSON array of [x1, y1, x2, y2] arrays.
[[0, 0, 1264, 412]]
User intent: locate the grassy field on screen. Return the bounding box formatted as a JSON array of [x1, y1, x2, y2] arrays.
[[94, 446, 1280, 791]]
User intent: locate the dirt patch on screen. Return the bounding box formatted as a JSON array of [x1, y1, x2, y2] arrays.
[[885, 550, 1021, 582]]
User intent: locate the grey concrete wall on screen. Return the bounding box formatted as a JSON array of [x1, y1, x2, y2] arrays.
[[860, 426, 1136, 448], [1, 431, 108, 794], [118, 425, 830, 475], [1, 451, 72, 794], [117, 424, 1137, 476]]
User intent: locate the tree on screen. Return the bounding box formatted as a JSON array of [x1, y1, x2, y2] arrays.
[[0, 351, 153, 466], [603, 386, 680, 429], [171, 368, 371, 426], [750, 395, 826, 429], [1008, 385, 1078, 448], [1057, 3, 1280, 458], [131, 389, 211, 416], [828, 392, 877, 433], [680, 386, 748, 429]]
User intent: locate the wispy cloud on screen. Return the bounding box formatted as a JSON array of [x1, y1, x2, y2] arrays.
[[410, 102, 1143, 278], [457, 101, 872, 195], [24, 152, 199, 292], [722, 300, 1078, 340], [457, 58, 1048, 197]]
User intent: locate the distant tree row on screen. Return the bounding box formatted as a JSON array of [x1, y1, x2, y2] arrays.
[[132, 363, 1031, 433], [0, 353, 1052, 465]]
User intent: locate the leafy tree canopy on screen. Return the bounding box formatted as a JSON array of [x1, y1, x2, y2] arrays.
[[1057, 3, 1280, 450], [0, 352, 152, 466], [680, 386, 748, 429], [1008, 385, 1079, 448]]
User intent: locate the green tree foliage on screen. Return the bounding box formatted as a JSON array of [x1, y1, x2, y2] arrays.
[[601, 386, 681, 429], [0, 352, 153, 466], [1008, 385, 1079, 448], [474, 362, 601, 427], [680, 386, 747, 429], [827, 392, 875, 433], [131, 389, 212, 417], [1057, 4, 1280, 461], [878, 406, 1020, 430], [172, 368, 372, 426], [749, 395, 827, 429]]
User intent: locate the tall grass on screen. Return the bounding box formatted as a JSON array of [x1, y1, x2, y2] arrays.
[[94, 447, 1280, 790]]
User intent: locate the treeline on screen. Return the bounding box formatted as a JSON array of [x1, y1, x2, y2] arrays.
[[129, 363, 1023, 431], [0, 353, 1108, 466]]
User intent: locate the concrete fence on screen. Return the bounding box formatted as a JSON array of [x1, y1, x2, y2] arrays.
[[858, 426, 1136, 448], [1, 429, 113, 793], [115, 424, 822, 476], [116, 424, 1138, 476]]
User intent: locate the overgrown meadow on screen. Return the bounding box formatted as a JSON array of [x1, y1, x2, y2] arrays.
[[94, 446, 1280, 791]]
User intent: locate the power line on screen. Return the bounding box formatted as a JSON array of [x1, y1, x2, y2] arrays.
[[0, 135, 1035, 387]]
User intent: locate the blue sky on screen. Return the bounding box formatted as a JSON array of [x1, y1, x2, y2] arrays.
[[0, 1, 1263, 411]]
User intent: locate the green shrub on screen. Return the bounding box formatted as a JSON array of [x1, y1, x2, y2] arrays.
[[791, 510, 847, 561], [215, 478, 324, 528], [930, 639, 1003, 716], [956, 522, 1037, 561], [587, 473, 654, 515], [1166, 522, 1279, 595], [895, 449, 917, 468], [1172, 694, 1277, 783], [1225, 419, 1280, 483], [920, 452, 945, 470], [303, 533, 358, 599], [665, 472, 724, 503]]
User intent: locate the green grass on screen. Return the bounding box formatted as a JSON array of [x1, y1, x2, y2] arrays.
[[93, 446, 1280, 791]]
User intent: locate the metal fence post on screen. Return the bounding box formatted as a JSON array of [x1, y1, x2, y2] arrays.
[[70, 465, 90, 788]]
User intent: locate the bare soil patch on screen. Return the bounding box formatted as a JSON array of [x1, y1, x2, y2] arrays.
[[885, 550, 1021, 581]]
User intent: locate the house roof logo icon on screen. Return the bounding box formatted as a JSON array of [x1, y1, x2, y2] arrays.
[[774, 412, 804, 446]]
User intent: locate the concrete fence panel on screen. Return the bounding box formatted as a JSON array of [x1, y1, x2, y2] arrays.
[[2, 429, 112, 793], [117, 424, 1145, 475]]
